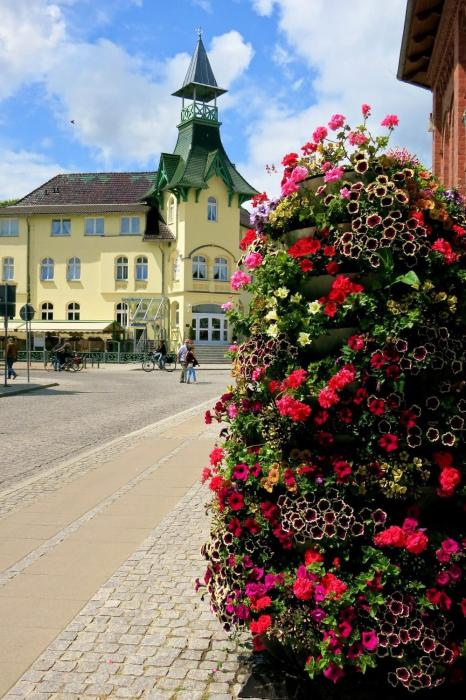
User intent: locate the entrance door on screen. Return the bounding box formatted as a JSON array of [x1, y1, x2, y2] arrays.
[[192, 313, 228, 344]]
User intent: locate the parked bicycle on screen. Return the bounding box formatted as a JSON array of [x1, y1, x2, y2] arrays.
[[142, 351, 177, 373]]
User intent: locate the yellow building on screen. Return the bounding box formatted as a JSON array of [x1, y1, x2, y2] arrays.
[[0, 36, 256, 356]]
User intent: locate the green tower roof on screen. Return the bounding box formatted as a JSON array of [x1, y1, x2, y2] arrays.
[[172, 36, 226, 103]]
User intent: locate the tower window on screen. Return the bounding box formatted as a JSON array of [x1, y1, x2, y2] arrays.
[[135, 256, 148, 281], [207, 196, 217, 222], [115, 256, 129, 280], [213, 257, 228, 281], [168, 197, 175, 224], [192, 255, 207, 280]]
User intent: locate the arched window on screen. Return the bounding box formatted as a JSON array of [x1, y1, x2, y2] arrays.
[[41, 302, 53, 320], [67, 302, 80, 321], [41, 257, 54, 281], [67, 257, 81, 281], [116, 302, 128, 326], [115, 256, 128, 280], [135, 256, 148, 281], [207, 196, 217, 222], [173, 255, 180, 281], [168, 196, 175, 224], [2, 257, 14, 281], [192, 255, 207, 280], [213, 257, 228, 281]]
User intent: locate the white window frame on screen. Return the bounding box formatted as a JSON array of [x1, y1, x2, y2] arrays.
[[85, 217, 104, 235], [67, 302, 80, 321], [41, 302, 54, 320], [135, 256, 148, 281], [207, 196, 217, 222], [120, 216, 140, 235], [116, 302, 129, 326], [51, 219, 71, 236], [115, 256, 128, 281], [0, 219, 19, 237], [2, 256, 14, 281], [213, 257, 228, 281], [67, 257, 81, 281], [167, 197, 175, 225], [173, 255, 180, 281], [192, 255, 207, 280], [40, 258, 54, 281]]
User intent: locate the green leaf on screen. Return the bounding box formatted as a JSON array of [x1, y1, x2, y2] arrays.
[[393, 271, 421, 288], [377, 249, 394, 273]]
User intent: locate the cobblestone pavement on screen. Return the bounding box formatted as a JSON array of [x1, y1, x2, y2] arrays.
[[4, 480, 258, 700], [0, 365, 231, 493]]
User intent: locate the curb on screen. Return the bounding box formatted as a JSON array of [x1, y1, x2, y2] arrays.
[[0, 382, 59, 399]]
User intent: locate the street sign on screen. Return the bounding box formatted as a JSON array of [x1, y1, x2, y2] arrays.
[[0, 284, 16, 319], [19, 304, 35, 321]]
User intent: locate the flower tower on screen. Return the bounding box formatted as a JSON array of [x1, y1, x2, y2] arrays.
[[201, 107, 466, 695]]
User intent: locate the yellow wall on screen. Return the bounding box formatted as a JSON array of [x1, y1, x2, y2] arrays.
[[0, 174, 247, 345]]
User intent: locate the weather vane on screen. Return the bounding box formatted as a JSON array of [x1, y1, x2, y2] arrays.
[[196, 26, 203, 39]]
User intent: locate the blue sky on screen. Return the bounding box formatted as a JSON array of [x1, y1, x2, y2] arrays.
[[0, 0, 431, 200]]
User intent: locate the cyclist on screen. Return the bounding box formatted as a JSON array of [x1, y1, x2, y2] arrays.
[[153, 339, 167, 369], [56, 340, 73, 371]]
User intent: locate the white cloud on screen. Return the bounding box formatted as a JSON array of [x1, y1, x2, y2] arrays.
[[0, 149, 67, 199], [246, 0, 432, 197], [251, 0, 275, 16], [0, 0, 66, 100], [272, 44, 293, 67], [209, 31, 254, 87], [192, 0, 212, 11]]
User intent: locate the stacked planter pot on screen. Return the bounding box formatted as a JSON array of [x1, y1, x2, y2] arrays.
[[201, 134, 466, 695]]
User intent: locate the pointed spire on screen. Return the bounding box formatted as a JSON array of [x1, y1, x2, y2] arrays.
[[172, 35, 227, 103]]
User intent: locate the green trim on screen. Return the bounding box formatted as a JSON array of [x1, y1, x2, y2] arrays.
[[194, 188, 202, 203]]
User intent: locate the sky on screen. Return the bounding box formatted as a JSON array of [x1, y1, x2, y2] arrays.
[[0, 0, 432, 201]]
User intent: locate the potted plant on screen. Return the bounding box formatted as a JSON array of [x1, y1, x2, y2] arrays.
[[200, 106, 466, 695]]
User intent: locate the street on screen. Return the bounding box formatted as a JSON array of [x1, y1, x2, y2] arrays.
[[0, 364, 231, 493]]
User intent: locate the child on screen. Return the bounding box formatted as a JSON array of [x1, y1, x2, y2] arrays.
[[185, 345, 199, 384]]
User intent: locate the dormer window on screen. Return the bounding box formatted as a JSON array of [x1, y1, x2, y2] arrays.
[[207, 196, 217, 222]]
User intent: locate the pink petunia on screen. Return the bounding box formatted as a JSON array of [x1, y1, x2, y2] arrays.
[[221, 301, 234, 311], [244, 252, 263, 269], [361, 103, 371, 117]]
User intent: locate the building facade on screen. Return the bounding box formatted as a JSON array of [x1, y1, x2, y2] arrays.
[[0, 37, 256, 352], [398, 0, 466, 193]]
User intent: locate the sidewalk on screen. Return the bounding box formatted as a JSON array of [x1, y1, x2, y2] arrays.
[[0, 401, 253, 699], [0, 377, 58, 398]]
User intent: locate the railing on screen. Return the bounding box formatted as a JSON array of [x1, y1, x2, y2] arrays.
[[180, 103, 218, 123], [1, 351, 166, 365]]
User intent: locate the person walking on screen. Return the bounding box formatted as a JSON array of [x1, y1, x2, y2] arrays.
[[177, 339, 190, 383], [5, 336, 18, 380], [185, 345, 199, 384]]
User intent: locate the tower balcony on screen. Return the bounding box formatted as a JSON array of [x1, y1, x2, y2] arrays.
[[181, 102, 219, 123]]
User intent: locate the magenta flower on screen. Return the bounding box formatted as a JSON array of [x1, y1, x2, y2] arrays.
[[221, 301, 234, 311], [441, 538, 460, 554], [328, 113, 345, 130], [291, 165, 309, 182], [381, 114, 399, 128], [324, 166, 345, 183], [312, 125, 328, 143], [281, 179, 299, 196], [323, 663, 345, 684], [233, 463, 249, 481], [227, 404, 238, 419], [361, 630, 379, 651], [244, 252, 263, 269], [340, 187, 351, 199], [230, 270, 251, 290], [361, 103, 371, 117]]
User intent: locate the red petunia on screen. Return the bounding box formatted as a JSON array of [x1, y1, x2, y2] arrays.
[[368, 398, 385, 416], [239, 228, 258, 251], [405, 531, 429, 555], [250, 614, 272, 634], [374, 525, 406, 548], [300, 259, 314, 272], [228, 492, 245, 511], [288, 236, 321, 258], [282, 368, 308, 389], [293, 577, 314, 600], [379, 433, 399, 452]]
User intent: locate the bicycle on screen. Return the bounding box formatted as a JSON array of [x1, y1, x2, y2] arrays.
[[60, 353, 84, 372], [142, 351, 177, 373]]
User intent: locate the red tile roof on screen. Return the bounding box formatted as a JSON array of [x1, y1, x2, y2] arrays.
[[16, 172, 157, 206]]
